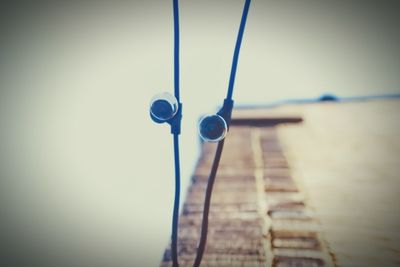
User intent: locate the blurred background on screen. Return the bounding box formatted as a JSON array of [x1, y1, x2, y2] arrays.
[[0, 1, 399, 266]]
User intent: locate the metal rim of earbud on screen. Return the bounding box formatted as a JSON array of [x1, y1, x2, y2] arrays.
[[197, 98, 234, 143], [150, 92, 179, 123], [150, 92, 182, 135], [198, 114, 228, 142]]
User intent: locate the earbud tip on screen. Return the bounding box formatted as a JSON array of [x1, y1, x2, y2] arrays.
[[198, 114, 227, 142], [150, 92, 178, 122]]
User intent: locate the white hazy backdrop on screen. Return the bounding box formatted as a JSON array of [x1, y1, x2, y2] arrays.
[[0, 1, 399, 266]]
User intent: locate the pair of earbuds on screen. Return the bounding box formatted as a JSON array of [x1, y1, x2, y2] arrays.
[[149, 1, 250, 266], [150, 92, 233, 142]]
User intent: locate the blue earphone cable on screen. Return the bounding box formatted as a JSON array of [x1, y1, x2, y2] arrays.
[[167, 1, 251, 266], [226, 0, 251, 101], [173, 0, 180, 102], [193, 1, 251, 267], [171, 0, 181, 266], [192, 139, 225, 267], [172, 134, 180, 267]]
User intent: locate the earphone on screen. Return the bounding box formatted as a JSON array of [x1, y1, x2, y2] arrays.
[[150, 92, 178, 123], [198, 98, 233, 142], [150, 92, 182, 134], [150, 1, 251, 266]]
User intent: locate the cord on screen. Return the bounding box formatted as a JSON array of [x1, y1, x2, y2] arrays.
[[173, 0, 180, 102], [192, 140, 225, 267], [226, 0, 251, 101], [193, 1, 251, 266], [172, 134, 181, 267], [171, 0, 181, 266]]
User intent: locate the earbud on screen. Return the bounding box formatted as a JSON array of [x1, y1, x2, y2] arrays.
[[198, 114, 227, 142], [198, 98, 234, 142], [150, 92, 182, 135], [150, 92, 179, 123]]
